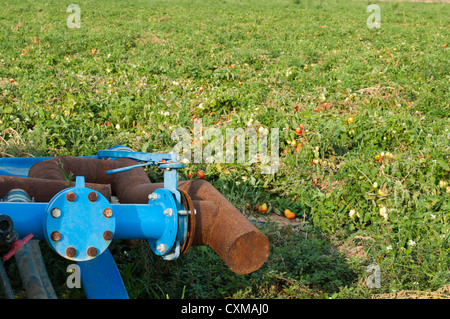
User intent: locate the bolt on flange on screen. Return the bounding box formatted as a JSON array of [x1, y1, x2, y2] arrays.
[[156, 244, 165, 253], [51, 208, 61, 218], [103, 230, 113, 241], [88, 192, 98, 202], [66, 192, 77, 202], [50, 231, 61, 242], [103, 208, 113, 218], [163, 208, 173, 217], [87, 247, 98, 257], [66, 247, 77, 258]]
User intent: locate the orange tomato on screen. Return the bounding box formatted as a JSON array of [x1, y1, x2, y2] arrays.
[[284, 209, 295, 219], [258, 203, 268, 213], [297, 124, 304, 136]]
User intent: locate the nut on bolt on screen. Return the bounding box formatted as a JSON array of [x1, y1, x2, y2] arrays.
[[88, 192, 98, 202], [164, 208, 173, 217], [50, 231, 61, 242], [51, 208, 61, 218], [87, 247, 98, 257], [148, 193, 158, 201], [156, 244, 166, 253], [66, 247, 77, 258], [66, 192, 77, 202], [103, 207, 113, 218]]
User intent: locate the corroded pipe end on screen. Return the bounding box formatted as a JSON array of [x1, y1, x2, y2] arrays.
[[191, 198, 270, 274], [207, 207, 270, 275], [221, 230, 270, 275], [181, 180, 270, 274]]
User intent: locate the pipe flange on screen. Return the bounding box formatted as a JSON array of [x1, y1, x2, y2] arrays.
[[147, 188, 178, 257], [44, 177, 115, 261], [179, 189, 195, 255]]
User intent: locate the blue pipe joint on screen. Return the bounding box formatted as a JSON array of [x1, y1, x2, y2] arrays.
[[43, 177, 115, 261], [146, 188, 179, 257]]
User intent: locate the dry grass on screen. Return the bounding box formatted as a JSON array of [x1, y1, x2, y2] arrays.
[[0, 128, 36, 158], [0, 128, 24, 156], [372, 285, 450, 299]]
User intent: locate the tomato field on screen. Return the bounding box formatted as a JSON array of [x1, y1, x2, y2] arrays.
[[0, 0, 449, 299]]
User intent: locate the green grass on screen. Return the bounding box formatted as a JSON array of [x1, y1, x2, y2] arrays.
[[0, 0, 449, 299]]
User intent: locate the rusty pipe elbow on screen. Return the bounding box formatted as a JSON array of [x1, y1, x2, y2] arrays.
[[137, 180, 270, 274], [180, 180, 269, 275]]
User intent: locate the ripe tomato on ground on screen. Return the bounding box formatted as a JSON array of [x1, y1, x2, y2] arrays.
[[284, 209, 295, 219]]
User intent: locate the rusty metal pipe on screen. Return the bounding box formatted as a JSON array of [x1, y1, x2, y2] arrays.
[[0, 175, 112, 202], [28, 157, 145, 202], [28, 157, 270, 274], [190, 200, 218, 246], [28, 157, 118, 185], [149, 181, 270, 275]]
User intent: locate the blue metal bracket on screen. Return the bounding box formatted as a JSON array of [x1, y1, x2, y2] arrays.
[[96, 150, 183, 175], [77, 249, 129, 299], [96, 148, 184, 199]]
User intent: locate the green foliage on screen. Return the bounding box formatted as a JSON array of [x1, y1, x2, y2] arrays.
[[0, 0, 449, 299]]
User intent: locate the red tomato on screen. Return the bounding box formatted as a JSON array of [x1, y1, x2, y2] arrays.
[[196, 170, 205, 179]]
